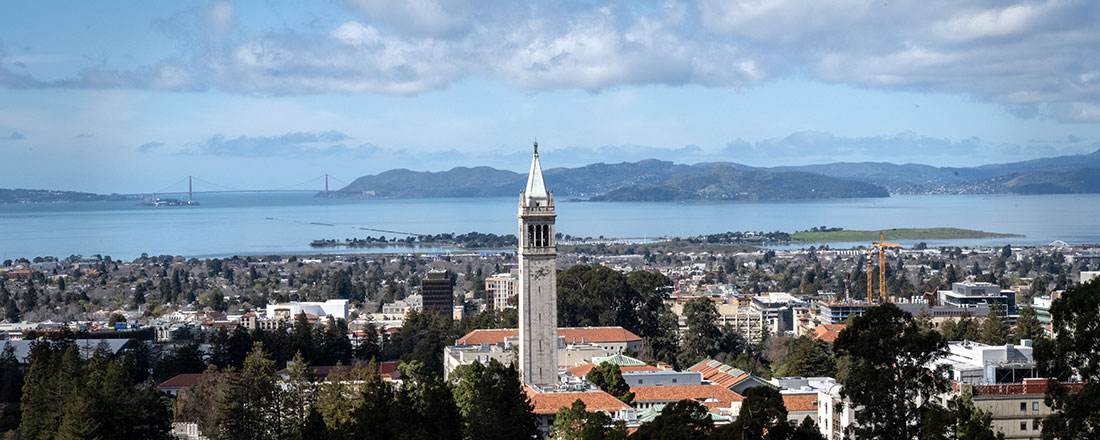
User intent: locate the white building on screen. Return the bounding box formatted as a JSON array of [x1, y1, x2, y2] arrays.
[[265, 299, 349, 321], [933, 340, 1037, 386]]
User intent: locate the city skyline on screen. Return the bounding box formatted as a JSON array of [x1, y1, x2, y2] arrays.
[[2, 1, 1099, 193]]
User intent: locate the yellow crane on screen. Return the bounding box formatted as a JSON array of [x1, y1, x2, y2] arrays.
[[866, 231, 900, 303]]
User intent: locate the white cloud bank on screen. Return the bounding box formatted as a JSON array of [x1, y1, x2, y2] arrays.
[[0, 0, 1098, 122]]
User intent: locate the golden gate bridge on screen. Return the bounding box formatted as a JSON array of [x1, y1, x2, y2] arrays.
[[145, 174, 356, 200]]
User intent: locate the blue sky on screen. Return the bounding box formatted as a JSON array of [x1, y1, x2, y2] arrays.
[[1, 0, 1099, 193]]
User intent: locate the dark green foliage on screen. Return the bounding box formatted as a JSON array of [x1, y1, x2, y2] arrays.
[[940, 313, 981, 342], [677, 298, 746, 368], [587, 362, 634, 404], [712, 386, 827, 440], [775, 336, 836, 378], [452, 359, 538, 440], [1035, 278, 1100, 440], [464, 307, 518, 332], [978, 303, 1009, 345], [631, 399, 713, 440], [949, 389, 1004, 440], [18, 340, 171, 439], [385, 309, 458, 376], [834, 303, 951, 440], [557, 267, 678, 363], [155, 340, 209, 382], [550, 399, 628, 440], [1014, 307, 1043, 341], [0, 343, 23, 431]]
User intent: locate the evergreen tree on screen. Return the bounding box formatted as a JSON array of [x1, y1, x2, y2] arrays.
[[775, 336, 836, 378], [678, 297, 722, 367], [209, 342, 279, 440], [452, 359, 537, 440], [631, 399, 712, 440], [1035, 278, 1100, 439], [1014, 307, 1043, 341], [587, 361, 634, 404], [949, 388, 1004, 440], [978, 305, 1009, 346], [834, 303, 951, 440], [549, 399, 628, 440]]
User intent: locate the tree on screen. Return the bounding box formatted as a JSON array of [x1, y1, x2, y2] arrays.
[[452, 359, 537, 440], [549, 399, 627, 440], [209, 342, 280, 440], [978, 304, 1009, 346], [678, 297, 722, 367], [587, 362, 634, 404], [1035, 278, 1100, 439], [712, 386, 826, 440], [834, 303, 951, 440], [631, 399, 712, 440], [775, 336, 836, 378], [107, 312, 126, 327], [1014, 307, 1043, 341], [949, 388, 1004, 440]]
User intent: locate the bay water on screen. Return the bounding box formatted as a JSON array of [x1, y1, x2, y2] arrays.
[[1, 192, 1098, 261]]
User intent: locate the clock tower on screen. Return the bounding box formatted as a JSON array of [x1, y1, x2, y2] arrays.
[[518, 141, 557, 387]]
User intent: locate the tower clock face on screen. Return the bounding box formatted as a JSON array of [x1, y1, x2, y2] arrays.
[[533, 268, 549, 279]]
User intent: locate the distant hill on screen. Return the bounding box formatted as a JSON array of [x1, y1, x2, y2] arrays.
[[991, 168, 1100, 194], [335, 161, 888, 200], [334, 148, 1100, 199], [0, 188, 134, 204], [589, 166, 888, 201], [775, 149, 1100, 194]]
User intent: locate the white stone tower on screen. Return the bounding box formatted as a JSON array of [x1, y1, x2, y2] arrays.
[[518, 141, 558, 388]]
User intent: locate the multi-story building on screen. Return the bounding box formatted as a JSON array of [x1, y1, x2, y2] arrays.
[[265, 299, 349, 322], [485, 270, 518, 311], [420, 270, 454, 315], [938, 281, 1016, 313], [966, 380, 1085, 440], [816, 301, 871, 325]]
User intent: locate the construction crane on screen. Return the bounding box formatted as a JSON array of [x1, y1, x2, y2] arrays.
[[865, 231, 900, 303]]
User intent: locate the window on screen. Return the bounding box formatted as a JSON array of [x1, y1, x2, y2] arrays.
[[1033, 402, 1040, 411], [1020, 402, 1027, 411], [1020, 422, 1027, 431], [672, 378, 677, 383], [1033, 420, 1040, 431]]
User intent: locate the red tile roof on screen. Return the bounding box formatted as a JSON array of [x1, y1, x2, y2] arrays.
[[158, 373, 203, 390], [630, 384, 743, 405], [687, 359, 749, 387], [567, 363, 660, 378], [782, 394, 819, 412], [457, 326, 642, 346], [524, 386, 633, 414], [812, 324, 846, 343]]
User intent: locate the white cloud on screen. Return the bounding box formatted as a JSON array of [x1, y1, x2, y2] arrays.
[[1, 0, 1099, 123]]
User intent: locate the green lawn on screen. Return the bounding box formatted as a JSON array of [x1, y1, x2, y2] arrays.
[[791, 227, 1022, 243]]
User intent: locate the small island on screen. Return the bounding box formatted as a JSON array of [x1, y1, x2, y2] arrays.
[[791, 227, 1023, 243]]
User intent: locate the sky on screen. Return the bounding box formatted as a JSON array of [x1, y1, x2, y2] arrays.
[[1, 0, 1099, 194]]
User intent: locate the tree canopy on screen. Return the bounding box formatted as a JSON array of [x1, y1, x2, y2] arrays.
[[1035, 278, 1100, 440]]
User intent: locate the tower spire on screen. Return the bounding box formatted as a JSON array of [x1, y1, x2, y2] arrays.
[[524, 141, 549, 206]]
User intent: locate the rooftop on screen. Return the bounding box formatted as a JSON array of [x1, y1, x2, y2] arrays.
[[456, 326, 643, 346]]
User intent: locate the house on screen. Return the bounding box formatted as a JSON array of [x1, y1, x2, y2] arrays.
[[158, 373, 203, 396], [810, 324, 846, 343]]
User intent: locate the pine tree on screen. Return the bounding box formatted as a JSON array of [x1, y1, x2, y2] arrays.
[[1014, 307, 1043, 341], [587, 361, 634, 404]]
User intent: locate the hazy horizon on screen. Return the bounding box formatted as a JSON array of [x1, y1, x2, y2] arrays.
[[2, 1, 1099, 194]]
